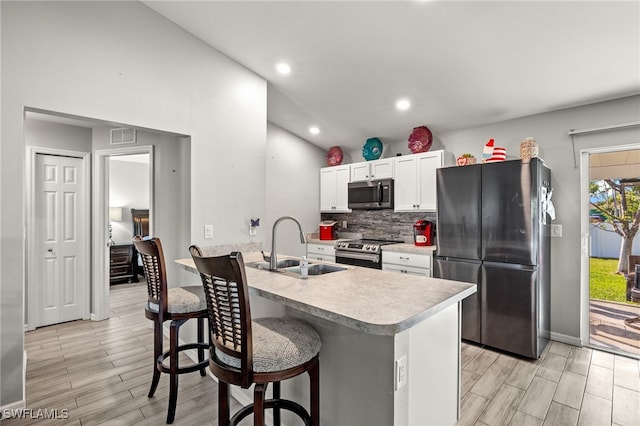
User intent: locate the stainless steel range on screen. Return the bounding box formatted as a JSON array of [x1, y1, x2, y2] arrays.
[[334, 239, 403, 269]]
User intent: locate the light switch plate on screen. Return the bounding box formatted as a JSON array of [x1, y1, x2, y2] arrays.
[[551, 224, 562, 238], [204, 224, 214, 239]]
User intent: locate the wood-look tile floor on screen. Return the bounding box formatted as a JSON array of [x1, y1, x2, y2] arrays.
[[5, 282, 640, 426]]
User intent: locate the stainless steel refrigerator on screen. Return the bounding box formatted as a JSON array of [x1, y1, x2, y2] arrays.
[[434, 158, 551, 359]]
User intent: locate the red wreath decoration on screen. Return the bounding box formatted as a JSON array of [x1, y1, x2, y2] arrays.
[[408, 126, 433, 154]]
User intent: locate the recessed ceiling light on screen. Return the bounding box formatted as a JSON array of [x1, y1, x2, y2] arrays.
[[275, 62, 291, 75], [309, 126, 320, 135], [396, 98, 411, 111]]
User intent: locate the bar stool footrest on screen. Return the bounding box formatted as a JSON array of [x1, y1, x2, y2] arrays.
[[230, 398, 311, 426], [157, 342, 209, 375]]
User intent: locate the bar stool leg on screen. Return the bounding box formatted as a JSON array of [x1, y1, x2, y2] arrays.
[[309, 359, 320, 426], [167, 319, 180, 424], [197, 317, 206, 376], [254, 383, 266, 426], [272, 382, 281, 426], [219, 381, 230, 426], [149, 320, 163, 398]]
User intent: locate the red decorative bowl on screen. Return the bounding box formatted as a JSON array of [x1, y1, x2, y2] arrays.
[[326, 146, 344, 166]]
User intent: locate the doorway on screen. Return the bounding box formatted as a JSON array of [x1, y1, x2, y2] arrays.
[[107, 153, 151, 285], [582, 146, 640, 358], [94, 146, 154, 321]]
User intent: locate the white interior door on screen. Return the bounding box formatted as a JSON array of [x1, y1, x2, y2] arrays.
[[35, 153, 87, 327]]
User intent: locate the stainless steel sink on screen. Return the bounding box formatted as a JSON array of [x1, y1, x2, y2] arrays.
[[248, 259, 347, 277], [287, 264, 347, 275], [250, 259, 301, 270]]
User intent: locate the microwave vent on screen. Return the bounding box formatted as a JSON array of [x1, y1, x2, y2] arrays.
[[110, 128, 137, 145]]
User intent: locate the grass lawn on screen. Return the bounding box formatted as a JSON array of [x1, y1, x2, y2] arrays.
[[590, 257, 629, 303]]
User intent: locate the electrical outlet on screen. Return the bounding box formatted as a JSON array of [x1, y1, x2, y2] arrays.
[[395, 355, 407, 390], [342, 220, 348, 229], [551, 224, 562, 238], [204, 224, 214, 239]]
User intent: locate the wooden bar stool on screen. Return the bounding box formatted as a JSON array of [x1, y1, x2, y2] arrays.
[[189, 246, 321, 426], [133, 236, 209, 424]]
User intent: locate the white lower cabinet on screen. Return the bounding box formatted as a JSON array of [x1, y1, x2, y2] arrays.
[[307, 243, 336, 263], [382, 251, 432, 277]]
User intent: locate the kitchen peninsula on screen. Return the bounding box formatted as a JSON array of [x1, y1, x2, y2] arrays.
[[176, 251, 476, 426]]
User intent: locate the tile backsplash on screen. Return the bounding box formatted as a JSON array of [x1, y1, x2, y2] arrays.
[[321, 210, 436, 242]]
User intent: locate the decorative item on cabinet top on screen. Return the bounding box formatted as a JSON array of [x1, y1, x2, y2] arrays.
[[520, 137, 539, 159], [407, 125, 433, 154], [482, 138, 506, 163], [326, 146, 344, 166], [456, 153, 477, 166], [362, 137, 383, 161]]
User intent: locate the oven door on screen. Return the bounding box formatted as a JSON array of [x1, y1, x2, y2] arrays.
[[335, 250, 382, 269]]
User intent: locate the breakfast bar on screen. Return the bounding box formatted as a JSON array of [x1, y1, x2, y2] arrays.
[[176, 251, 476, 426]]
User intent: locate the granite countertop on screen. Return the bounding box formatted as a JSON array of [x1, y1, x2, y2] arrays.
[[176, 251, 475, 336]]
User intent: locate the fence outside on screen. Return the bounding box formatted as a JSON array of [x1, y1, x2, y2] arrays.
[[590, 222, 640, 259]]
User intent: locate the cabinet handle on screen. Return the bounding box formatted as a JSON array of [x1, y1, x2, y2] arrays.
[[400, 256, 410, 261]]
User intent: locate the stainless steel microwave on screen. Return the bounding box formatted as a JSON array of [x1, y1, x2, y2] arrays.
[[348, 179, 394, 209]]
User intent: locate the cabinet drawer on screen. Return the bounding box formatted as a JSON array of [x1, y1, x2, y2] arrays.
[[111, 246, 132, 256], [307, 243, 336, 256], [382, 263, 431, 277], [110, 265, 131, 276], [307, 254, 336, 263], [382, 251, 431, 268]]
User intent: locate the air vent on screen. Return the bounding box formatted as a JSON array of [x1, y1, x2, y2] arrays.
[[110, 128, 137, 145]]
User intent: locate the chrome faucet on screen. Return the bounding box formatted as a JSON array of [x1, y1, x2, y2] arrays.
[[269, 216, 307, 271]]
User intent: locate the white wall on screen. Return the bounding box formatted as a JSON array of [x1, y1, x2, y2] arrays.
[[387, 96, 640, 342], [24, 118, 92, 152], [264, 123, 327, 257], [1, 1, 266, 407]]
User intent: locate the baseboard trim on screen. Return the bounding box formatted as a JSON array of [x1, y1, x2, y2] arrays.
[[551, 332, 583, 347]]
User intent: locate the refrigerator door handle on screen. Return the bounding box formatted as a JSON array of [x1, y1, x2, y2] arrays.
[[482, 261, 536, 272]]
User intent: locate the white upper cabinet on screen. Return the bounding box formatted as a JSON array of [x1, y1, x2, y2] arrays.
[[320, 165, 351, 213], [394, 150, 444, 212], [350, 158, 394, 182]]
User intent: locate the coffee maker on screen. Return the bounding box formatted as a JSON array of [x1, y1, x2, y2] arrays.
[[413, 220, 434, 246]]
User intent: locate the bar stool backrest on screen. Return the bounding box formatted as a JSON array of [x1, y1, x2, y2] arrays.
[[189, 248, 254, 388], [133, 236, 169, 320]]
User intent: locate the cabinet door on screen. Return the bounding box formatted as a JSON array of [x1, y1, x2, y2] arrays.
[[334, 166, 351, 211], [393, 156, 418, 211], [370, 159, 393, 180], [320, 168, 336, 212], [350, 163, 370, 182], [320, 166, 351, 212], [416, 151, 442, 211]]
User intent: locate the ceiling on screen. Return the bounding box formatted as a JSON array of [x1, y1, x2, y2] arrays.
[[143, 0, 640, 152]]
